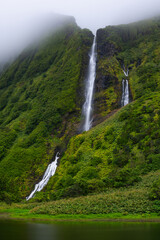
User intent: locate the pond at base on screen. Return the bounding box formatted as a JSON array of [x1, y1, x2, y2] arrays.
[[1, 220, 160, 240]]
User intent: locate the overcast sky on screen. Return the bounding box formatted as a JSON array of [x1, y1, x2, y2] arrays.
[[1, 0, 160, 63]]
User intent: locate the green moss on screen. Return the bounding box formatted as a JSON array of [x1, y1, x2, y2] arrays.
[[39, 92, 160, 200], [0, 22, 93, 201], [95, 17, 160, 123], [1, 17, 160, 205]]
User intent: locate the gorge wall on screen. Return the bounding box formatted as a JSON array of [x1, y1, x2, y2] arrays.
[[93, 17, 160, 125], [0, 16, 160, 202]]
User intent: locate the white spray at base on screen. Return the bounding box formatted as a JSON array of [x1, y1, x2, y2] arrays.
[[121, 68, 129, 107], [26, 152, 59, 201], [83, 36, 97, 132]]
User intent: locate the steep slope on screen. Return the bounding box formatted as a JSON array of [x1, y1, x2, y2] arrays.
[[33, 92, 160, 201], [1, 17, 160, 204], [29, 18, 160, 202], [0, 17, 93, 201], [94, 17, 160, 125]]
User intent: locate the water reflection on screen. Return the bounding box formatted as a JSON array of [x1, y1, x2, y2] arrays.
[[27, 223, 58, 240], [1, 220, 160, 240]]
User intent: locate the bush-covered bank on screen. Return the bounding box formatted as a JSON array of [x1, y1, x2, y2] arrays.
[[1, 170, 160, 218]]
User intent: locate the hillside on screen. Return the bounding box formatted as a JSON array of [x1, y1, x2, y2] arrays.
[[32, 91, 160, 202], [94, 17, 160, 124], [29, 18, 160, 206], [0, 16, 93, 201], [0, 16, 160, 208]]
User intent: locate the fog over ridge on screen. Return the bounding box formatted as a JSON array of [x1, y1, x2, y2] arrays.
[[1, 0, 160, 66]]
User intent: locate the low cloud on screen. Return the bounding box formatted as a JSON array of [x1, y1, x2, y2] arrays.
[[0, 0, 160, 65]]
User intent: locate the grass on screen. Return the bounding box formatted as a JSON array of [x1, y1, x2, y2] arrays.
[[1, 210, 160, 222]]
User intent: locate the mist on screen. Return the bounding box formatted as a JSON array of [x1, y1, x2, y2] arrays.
[[0, 12, 75, 69], [1, 0, 160, 66]]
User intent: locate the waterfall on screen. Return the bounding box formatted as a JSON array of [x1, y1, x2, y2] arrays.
[[121, 68, 129, 107], [83, 36, 97, 132], [121, 79, 129, 106], [26, 152, 59, 201], [123, 69, 129, 77]]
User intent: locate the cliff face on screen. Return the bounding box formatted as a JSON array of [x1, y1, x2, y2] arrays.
[[41, 18, 160, 201], [93, 28, 123, 126], [1, 17, 160, 203], [0, 18, 93, 201], [38, 18, 160, 202], [93, 17, 160, 125]]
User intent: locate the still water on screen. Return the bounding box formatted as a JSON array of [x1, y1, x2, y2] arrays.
[[1, 219, 160, 240]]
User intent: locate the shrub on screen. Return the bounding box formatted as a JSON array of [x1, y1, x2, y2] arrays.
[[149, 179, 160, 200]]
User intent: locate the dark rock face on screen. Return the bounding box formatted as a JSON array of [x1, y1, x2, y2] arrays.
[[96, 29, 118, 58], [97, 29, 117, 58], [92, 29, 122, 126], [95, 74, 118, 92], [93, 71, 121, 121]]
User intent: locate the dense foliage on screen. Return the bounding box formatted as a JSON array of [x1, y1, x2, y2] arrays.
[[1, 171, 160, 216], [29, 171, 160, 215], [33, 91, 160, 201], [0, 17, 160, 207], [0, 20, 93, 201], [94, 17, 160, 122]]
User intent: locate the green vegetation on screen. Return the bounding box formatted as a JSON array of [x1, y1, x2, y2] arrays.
[[1, 210, 160, 222], [1, 171, 160, 220], [95, 17, 160, 121], [30, 90, 160, 201], [0, 211, 160, 222], [28, 172, 160, 215], [94, 54, 122, 119], [0, 19, 93, 201], [0, 16, 160, 218]]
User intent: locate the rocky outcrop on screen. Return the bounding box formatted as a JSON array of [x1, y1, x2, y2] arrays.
[[96, 29, 119, 58], [93, 28, 122, 125]]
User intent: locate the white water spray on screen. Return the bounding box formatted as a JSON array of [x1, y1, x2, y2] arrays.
[[83, 36, 97, 132], [123, 69, 129, 77], [26, 152, 59, 201], [121, 79, 129, 106], [121, 67, 129, 107]]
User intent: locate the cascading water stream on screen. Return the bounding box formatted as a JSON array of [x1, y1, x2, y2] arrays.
[[121, 79, 129, 107], [83, 36, 97, 132], [121, 68, 129, 107], [123, 69, 129, 77], [26, 152, 59, 201]]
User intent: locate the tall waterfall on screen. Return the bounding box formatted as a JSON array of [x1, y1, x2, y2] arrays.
[[121, 79, 129, 106], [26, 152, 59, 201], [83, 36, 97, 132], [121, 68, 129, 107]]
